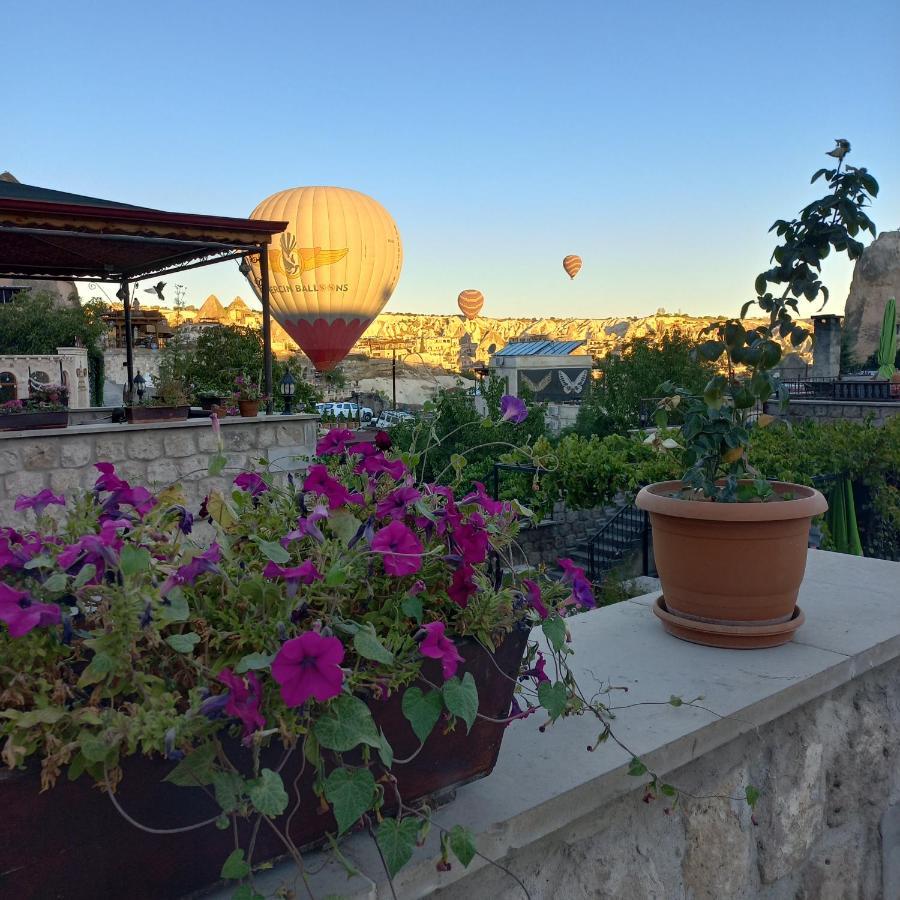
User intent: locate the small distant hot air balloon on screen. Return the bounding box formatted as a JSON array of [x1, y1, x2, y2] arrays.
[[457, 289, 484, 320], [243, 186, 403, 371], [563, 255, 583, 279]]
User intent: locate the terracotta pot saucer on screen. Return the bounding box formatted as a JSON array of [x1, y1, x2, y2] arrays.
[[653, 596, 804, 649]]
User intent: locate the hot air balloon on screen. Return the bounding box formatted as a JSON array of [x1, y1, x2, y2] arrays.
[[563, 255, 582, 279], [457, 289, 484, 320], [243, 186, 402, 371]]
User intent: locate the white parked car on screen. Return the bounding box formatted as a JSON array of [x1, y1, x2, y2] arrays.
[[374, 409, 415, 429], [330, 402, 374, 420]]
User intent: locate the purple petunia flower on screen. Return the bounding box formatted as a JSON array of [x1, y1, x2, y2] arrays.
[[217, 668, 266, 744], [57, 518, 129, 579], [263, 560, 323, 597], [460, 482, 505, 517], [281, 504, 329, 546], [374, 430, 392, 451], [272, 631, 345, 707], [500, 395, 528, 424], [0, 583, 61, 638], [94, 463, 156, 518], [375, 486, 421, 521], [418, 621, 464, 681], [0, 529, 45, 571], [448, 564, 478, 608], [522, 579, 548, 619], [14, 489, 65, 518], [161, 543, 222, 596], [234, 472, 268, 496], [303, 465, 363, 510], [452, 514, 489, 566], [371, 520, 424, 577], [558, 557, 596, 609], [315, 428, 355, 456], [357, 453, 407, 480]]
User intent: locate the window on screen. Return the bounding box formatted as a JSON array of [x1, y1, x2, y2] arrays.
[[0, 287, 28, 304]]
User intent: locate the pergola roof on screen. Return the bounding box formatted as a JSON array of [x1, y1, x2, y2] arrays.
[[0, 179, 288, 282]]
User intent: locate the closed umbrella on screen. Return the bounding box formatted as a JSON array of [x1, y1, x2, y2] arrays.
[[876, 296, 897, 380]]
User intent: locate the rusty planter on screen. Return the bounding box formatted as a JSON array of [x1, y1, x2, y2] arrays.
[[0, 630, 527, 900], [0, 410, 68, 431], [125, 405, 190, 424]]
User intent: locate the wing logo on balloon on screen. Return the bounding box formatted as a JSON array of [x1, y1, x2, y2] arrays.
[[268, 233, 349, 277]]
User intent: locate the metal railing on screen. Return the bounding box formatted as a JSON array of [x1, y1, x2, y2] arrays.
[[780, 378, 896, 402], [585, 504, 652, 583]]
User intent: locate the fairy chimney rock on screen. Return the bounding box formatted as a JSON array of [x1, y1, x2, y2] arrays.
[[843, 230, 900, 365]]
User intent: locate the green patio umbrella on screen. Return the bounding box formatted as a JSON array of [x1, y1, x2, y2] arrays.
[[877, 296, 897, 380], [825, 477, 863, 556]]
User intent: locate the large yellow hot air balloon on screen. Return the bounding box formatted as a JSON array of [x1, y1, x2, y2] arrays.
[[457, 289, 484, 320], [244, 187, 402, 371], [563, 255, 582, 279]]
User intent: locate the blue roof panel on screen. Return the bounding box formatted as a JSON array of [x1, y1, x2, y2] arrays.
[[494, 339, 585, 357]]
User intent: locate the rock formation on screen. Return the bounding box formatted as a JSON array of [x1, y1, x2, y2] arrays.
[[843, 230, 900, 364]]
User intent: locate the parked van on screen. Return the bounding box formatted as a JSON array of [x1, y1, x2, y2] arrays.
[[374, 409, 415, 429]]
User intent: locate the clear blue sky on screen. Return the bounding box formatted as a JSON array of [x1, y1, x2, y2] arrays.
[[7, 0, 899, 320]]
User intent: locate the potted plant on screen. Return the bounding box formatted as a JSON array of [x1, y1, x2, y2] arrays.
[[638, 143, 878, 648], [195, 387, 227, 411], [125, 372, 191, 423], [0, 412, 612, 898], [0, 383, 69, 431], [234, 372, 265, 417]]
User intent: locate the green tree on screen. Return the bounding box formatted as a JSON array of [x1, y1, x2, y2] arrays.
[[574, 331, 713, 438], [0, 292, 108, 404], [184, 325, 263, 395]]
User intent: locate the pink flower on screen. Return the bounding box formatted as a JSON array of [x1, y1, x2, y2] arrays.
[[356, 453, 406, 480], [217, 668, 266, 744], [418, 622, 464, 680], [375, 486, 421, 521], [452, 514, 489, 565], [234, 472, 268, 496], [461, 482, 505, 517], [14, 489, 65, 517], [281, 504, 329, 545], [522, 579, 548, 619], [448, 565, 477, 608], [303, 465, 363, 510], [263, 561, 322, 597], [0, 583, 60, 638], [371, 521, 423, 577], [0, 529, 45, 571], [210, 413, 221, 444], [316, 428, 355, 456], [271, 631, 345, 707]]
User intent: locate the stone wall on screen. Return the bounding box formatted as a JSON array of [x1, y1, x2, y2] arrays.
[[436, 655, 900, 899], [0, 415, 317, 527], [765, 397, 899, 425], [514, 504, 614, 566]]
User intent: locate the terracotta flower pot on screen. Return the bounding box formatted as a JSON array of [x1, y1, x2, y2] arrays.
[[636, 480, 827, 648], [238, 399, 259, 417]]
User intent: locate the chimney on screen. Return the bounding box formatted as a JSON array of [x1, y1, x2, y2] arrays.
[[810, 314, 842, 379]]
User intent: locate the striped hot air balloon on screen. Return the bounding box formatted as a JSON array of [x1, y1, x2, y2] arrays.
[[563, 255, 583, 279], [243, 186, 402, 371], [457, 289, 484, 320]]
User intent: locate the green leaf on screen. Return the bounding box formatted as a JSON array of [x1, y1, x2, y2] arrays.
[[401, 595, 423, 624], [235, 651, 275, 673], [166, 632, 201, 654], [377, 730, 394, 768], [231, 886, 264, 900], [401, 687, 443, 744], [77, 652, 115, 687], [442, 672, 478, 733], [541, 616, 566, 652], [325, 565, 347, 587], [16, 707, 65, 727], [449, 824, 476, 867], [745, 785, 760, 808], [208, 451, 227, 477], [660, 783, 677, 798], [220, 848, 251, 880], [79, 734, 115, 763], [119, 545, 151, 579], [668, 695, 683, 707], [353, 624, 394, 665], [43, 572, 68, 593], [248, 768, 289, 817], [323, 767, 376, 834], [627, 757, 648, 777], [159, 590, 189, 623], [697, 340, 725, 361], [73, 564, 97, 589], [254, 538, 290, 564], [329, 509, 362, 546], [314, 695, 382, 752], [215, 814, 230, 830], [213, 770, 245, 813], [164, 742, 217, 786], [537, 681, 567, 720], [376, 817, 419, 877]]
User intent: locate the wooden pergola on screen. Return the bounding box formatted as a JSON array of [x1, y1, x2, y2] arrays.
[[0, 178, 287, 407]]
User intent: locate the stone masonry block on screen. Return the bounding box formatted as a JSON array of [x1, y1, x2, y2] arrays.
[[60, 439, 94, 468], [146, 459, 180, 487], [162, 432, 199, 458], [50, 469, 92, 496], [224, 429, 254, 451], [94, 436, 127, 461], [5, 470, 48, 497], [196, 430, 221, 453], [127, 433, 164, 461], [0, 449, 21, 475], [20, 441, 60, 470]]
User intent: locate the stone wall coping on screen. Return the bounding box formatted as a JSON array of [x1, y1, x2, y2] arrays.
[[782, 398, 899, 406], [218, 550, 900, 899], [0, 413, 318, 442]]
